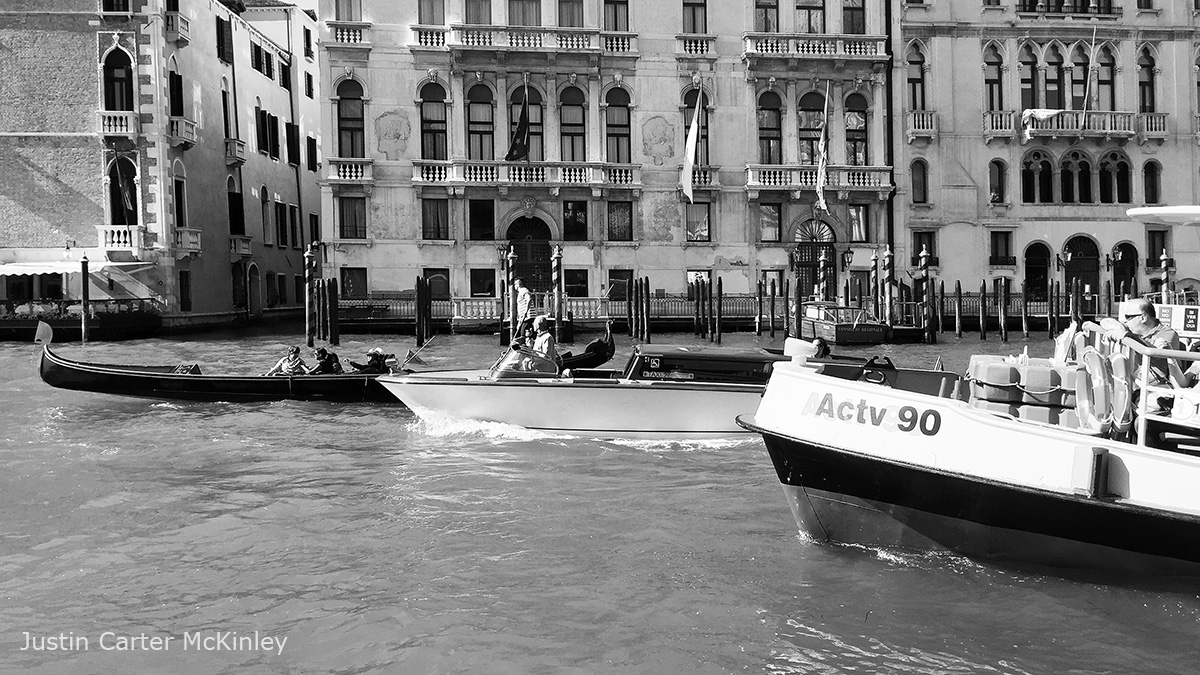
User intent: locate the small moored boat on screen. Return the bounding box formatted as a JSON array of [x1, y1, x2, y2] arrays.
[[739, 328, 1200, 576], [38, 346, 398, 403], [378, 343, 793, 438], [799, 301, 888, 346]]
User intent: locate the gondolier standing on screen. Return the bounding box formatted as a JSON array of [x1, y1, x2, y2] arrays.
[[514, 277, 533, 336]]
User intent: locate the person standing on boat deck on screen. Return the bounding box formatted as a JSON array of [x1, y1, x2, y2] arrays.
[[347, 347, 389, 373], [532, 315, 559, 366], [306, 347, 343, 375], [514, 277, 534, 336], [265, 346, 307, 376]]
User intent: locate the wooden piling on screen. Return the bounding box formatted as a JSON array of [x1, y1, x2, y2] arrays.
[[1020, 281, 1029, 339], [80, 256, 90, 345], [768, 278, 777, 339], [715, 276, 723, 345], [643, 277, 652, 344], [999, 277, 1009, 343], [706, 276, 715, 342], [954, 280, 962, 338], [754, 280, 763, 337], [979, 280, 987, 340], [304, 246, 316, 348], [936, 280, 945, 334]]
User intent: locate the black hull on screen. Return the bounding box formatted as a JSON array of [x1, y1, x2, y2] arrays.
[[740, 416, 1200, 576], [39, 347, 398, 404]]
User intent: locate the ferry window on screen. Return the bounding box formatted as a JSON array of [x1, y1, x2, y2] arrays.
[[758, 202, 781, 242], [470, 269, 496, 297], [564, 269, 588, 297], [563, 201, 588, 241], [340, 267, 368, 298], [607, 269, 633, 300], [469, 199, 494, 240], [642, 356, 776, 384]]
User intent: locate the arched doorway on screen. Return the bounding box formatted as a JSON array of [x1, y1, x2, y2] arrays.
[[506, 216, 553, 292], [246, 263, 262, 318], [792, 218, 836, 300], [1024, 242, 1050, 301], [1064, 236, 1100, 312], [1112, 242, 1138, 299]]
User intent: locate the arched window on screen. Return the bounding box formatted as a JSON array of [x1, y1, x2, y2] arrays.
[[1096, 46, 1115, 111], [560, 86, 586, 161], [1021, 150, 1053, 204], [605, 87, 631, 163], [108, 156, 138, 225], [227, 175, 245, 237], [983, 45, 1003, 111], [845, 93, 868, 166], [510, 86, 543, 161], [420, 82, 447, 160], [906, 45, 926, 110], [1024, 242, 1051, 301], [1019, 44, 1039, 111], [683, 88, 709, 165], [1099, 151, 1131, 204], [1045, 46, 1065, 110], [989, 159, 1006, 203], [467, 84, 494, 160], [103, 49, 134, 111], [167, 57, 184, 118], [260, 185, 273, 245], [336, 79, 364, 158], [1144, 161, 1161, 204], [172, 161, 187, 228], [221, 78, 233, 139], [911, 160, 928, 204], [1069, 45, 1089, 111], [1060, 150, 1092, 204], [1138, 49, 1156, 113], [756, 90, 782, 164], [797, 91, 825, 165]]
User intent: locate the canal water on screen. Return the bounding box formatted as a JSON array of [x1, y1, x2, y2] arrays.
[[1, 327, 1197, 674]]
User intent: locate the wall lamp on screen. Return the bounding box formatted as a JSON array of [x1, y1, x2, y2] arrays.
[[1105, 249, 1123, 270], [1055, 251, 1072, 271], [841, 249, 855, 272]]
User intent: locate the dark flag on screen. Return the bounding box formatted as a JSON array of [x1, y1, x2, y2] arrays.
[[505, 84, 530, 161]]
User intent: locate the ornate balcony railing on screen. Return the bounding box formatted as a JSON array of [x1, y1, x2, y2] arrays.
[[448, 24, 600, 54], [677, 34, 716, 58], [983, 110, 1016, 142], [412, 25, 447, 48], [97, 224, 145, 254], [167, 116, 197, 147], [165, 10, 190, 45], [1020, 109, 1135, 141], [600, 31, 638, 56], [327, 158, 374, 184], [97, 110, 138, 137], [229, 235, 253, 259], [328, 21, 371, 50], [905, 110, 937, 143], [1137, 112, 1168, 144], [745, 164, 892, 193], [174, 227, 202, 254], [413, 159, 641, 188], [224, 138, 246, 165], [742, 32, 888, 64]]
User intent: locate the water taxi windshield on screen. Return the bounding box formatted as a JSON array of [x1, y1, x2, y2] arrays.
[[492, 347, 559, 376]]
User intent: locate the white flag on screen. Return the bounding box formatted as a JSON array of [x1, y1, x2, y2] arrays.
[[681, 92, 703, 203], [814, 81, 830, 212]]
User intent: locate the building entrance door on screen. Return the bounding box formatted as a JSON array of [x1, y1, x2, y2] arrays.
[[506, 216, 553, 293]]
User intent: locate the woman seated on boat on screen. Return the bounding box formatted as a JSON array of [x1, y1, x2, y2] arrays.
[[532, 316, 560, 366], [306, 347, 344, 375], [347, 347, 389, 374], [265, 346, 307, 376]]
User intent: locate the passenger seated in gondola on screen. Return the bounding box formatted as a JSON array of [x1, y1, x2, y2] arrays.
[[306, 347, 344, 375], [346, 347, 389, 374], [265, 346, 307, 376], [532, 315, 560, 366]]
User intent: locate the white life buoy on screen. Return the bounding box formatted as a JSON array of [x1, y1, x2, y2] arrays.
[[1075, 347, 1113, 434], [1107, 351, 1134, 435]]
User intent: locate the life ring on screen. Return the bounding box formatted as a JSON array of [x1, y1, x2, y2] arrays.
[[1075, 347, 1113, 434], [1107, 351, 1134, 435]]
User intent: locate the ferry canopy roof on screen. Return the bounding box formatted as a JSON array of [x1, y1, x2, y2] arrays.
[[1126, 206, 1200, 226]]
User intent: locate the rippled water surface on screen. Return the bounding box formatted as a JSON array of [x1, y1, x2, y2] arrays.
[[1, 326, 1197, 674]]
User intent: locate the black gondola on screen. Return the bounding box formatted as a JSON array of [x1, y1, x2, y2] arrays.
[[558, 320, 616, 372], [38, 346, 399, 403]]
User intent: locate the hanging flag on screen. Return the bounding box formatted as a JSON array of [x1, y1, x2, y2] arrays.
[[33, 321, 53, 346], [504, 83, 531, 161], [814, 81, 830, 212], [681, 91, 703, 203]]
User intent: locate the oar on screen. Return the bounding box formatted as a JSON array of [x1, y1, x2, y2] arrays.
[[400, 335, 435, 369]]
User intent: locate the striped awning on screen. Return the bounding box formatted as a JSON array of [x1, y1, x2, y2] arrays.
[[0, 261, 145, 276]]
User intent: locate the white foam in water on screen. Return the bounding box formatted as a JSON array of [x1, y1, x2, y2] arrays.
[[407, 409, 560, 443], [605, 436, 760, 452]]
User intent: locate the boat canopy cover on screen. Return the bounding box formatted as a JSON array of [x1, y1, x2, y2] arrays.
[[0, 261, 140, 277]]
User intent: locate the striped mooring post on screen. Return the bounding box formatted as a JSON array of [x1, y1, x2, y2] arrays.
[[551, 245, 563, 342]]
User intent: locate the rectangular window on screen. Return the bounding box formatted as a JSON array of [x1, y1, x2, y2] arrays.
[[424, 268, 451, 299], [309, 213, 320, 243], [564, 269, 588, 297], [419, 0, 445, 24], [228, 190, 245, 236], [173, 178, 187, 228], [607, 269, 633, 301], [560, 100, 585, 161], [559, 0, 583, 26], [216, 18, 234, 63], [263, 52, 275, 80], [795, 0, 825, 34], [1147, 230, 1168, 263], [305, 73, 314, 98], [755, 0, 778, 32], [268, 114, 281, 159], [508, 0, 540, 26], [289, 205, 301, 249], [294, 276, 305, 308], [275, 201, 289, 247], [913, 230, 936, 261], [277, 274, 288, 305], [685, 203, 710, 242], [683, 0, 707, 33], [758, 203, 781, 242], [607, 201, 632, 241], [422, 199, 450, 240], [470, 268, 497, 297], [466, 0, 491, 23], [265, 272, 278, 307], [250, 42, 262, 72], [340, 267, 367, 298], [335, 0, 361, 21], [306, 136, 318, 172], [843, 0, 865, 34], [605, 104, 630, 163], [338, 197, 367, 239], [286, 122, 300, 166], [849, 205, 869, 242], [604, 0, 628, 30], [280, 62, 292, 91], [468, 200, 494, 240], [563, 201, 588, 241], [303, 27, 314, 58], [178, 270, 192, 312], [990, 231, 1014, 265]]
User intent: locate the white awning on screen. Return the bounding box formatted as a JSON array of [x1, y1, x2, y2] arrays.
[[0, 261, 147, 276]]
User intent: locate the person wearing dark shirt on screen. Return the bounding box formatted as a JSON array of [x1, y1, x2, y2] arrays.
[[306, 347, 343, 375], [347, 347, 389, 374]]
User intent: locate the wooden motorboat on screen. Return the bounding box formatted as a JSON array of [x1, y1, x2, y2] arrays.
[[378, 343, 789, 438], [38, 346, 398, 403], [739, 329, 1200, 576], [799, 301, 888, 345]]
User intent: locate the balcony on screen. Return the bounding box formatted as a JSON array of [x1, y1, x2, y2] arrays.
[[676, 34, 717, 61], [96, 224, 146, 256], [600, 32, 639, 61], [742, 32, 889, 71], [1020, 109, 1135, 143], [167, 116, 197, 147], [229, 234, 253, 260], [412, 159, 642, 193], [983, 110, 1015, 144], [989, 255, 1017, 266], [1014, 3, 1122, 20], [1137, 112, 1168, 145], [327, 158, 374, 186], [411, 25, 447, 49], [745, 164, 893, 200], [165, 10, 190, 46], [447, 25, 602, 67], [224, 138, 246, 165], [174, 227, 202, 257], [96, 110, 138, 137], [905, 110, 937, 144], [327, 20, 371, 56]]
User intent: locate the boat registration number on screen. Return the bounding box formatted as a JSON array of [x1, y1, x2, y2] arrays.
[[801, 392, 941, 436]]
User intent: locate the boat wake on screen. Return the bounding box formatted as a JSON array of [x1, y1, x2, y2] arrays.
[[604, 436, 761, 453], [407, 410, 562, 443]]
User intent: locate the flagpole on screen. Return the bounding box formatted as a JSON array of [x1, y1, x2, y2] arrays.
[[814, 80, 830, 213], [1080, 26, 1097, 132]]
